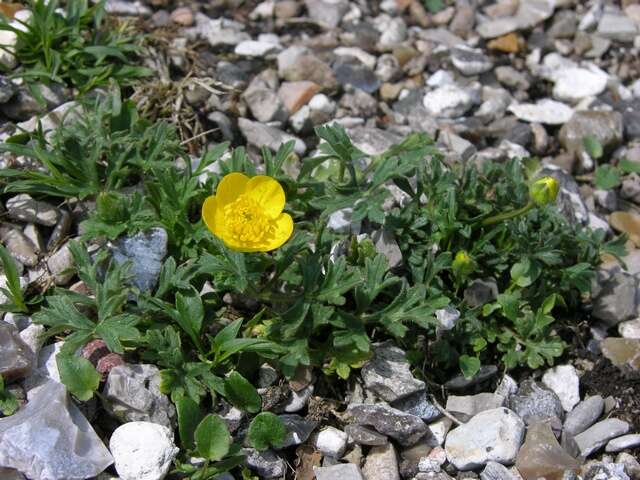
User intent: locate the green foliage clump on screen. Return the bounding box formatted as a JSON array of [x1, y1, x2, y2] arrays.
[[0, 0, 150, 96]]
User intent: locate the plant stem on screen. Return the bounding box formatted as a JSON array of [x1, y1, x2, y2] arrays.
[[479, 202, 534, 227]]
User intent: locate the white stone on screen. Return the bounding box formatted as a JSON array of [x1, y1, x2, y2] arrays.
[[234, 39, 280, 57], [552, 68, 608, 103], [110, 422, 179, 480], [445, 408, 525, 470], [334, 47, 377, 70], [18, 323, 45, 357], [476, 17, 520, 39], [508, 99, 574, 125], [423, 85, 474, 118], [314, 426, 348, 458], [427, 70, 455, 88], [619, 318, 640, 339], [327, 208, 361, 234], [427, 418, 453, 447], [542, 364, 580, 412], [0, 10, 31, 69], [606, 434, 640, 453], [435, 306, 460, 330]]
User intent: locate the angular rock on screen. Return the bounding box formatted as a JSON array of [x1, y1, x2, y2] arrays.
[[446, 393, 505, 421], [238, 118, 306, 156], [515, 422, 580, 480], [574, 418, 630, 457], [450, 47, 493, 76], [542, 365, 580, 412], [186, 14, 249, 48], [314, 426, 348, 458], [361, 342, 425, 403], [281, 54, 338, 91], [600, 338, 640, 371], [445, 365, 498, 390], [0, 226, 38, 267], [243, 83, 287, 124], [619, 319, 640, 340], [235, 37, 281, 57], [464, 279, 499, 307], [333, 56, 380, 94], [509, 380, 565, 425], [444, 408, 525, 470], [597, 13, 638, 42], [345, 424, 388, 446], [563, 395, 604, 437], [477, 17, 520, 39], [616, 452, 640, 479], [606, 434, 640, 453], [480, 461, 521, 480], [363, 443, 401, 480], [584, 462, 630, 480], [372, 229, 403, 269], [509, 100, 574, 125], [278, 81, 320, 115], [0, 380, 113, 479], [47, 241, 75, 286], [110, 228, 168, 293], [314, 463, 364, 480], [346, 126, 402, 156], [244, 449, 286, 478], [102, 364, 176, 429], [346, 403, 428, 446], [559, 111, 624, 160], [0, 321, 34, 382], [515, 0, 556, 29], [423, 85, 475, 118], [109, 421, 178, 480], [5, 194, 59, 226], [552, 68, 608, 103], [279, 414, 318, 447], [304, 0, 349, 28], [435, 306, 460, 331]]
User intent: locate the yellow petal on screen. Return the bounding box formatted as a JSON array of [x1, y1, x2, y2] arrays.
[[245, 175, 286, 219], [201, 195, 225, 236], [216, 172, 250, 207], [260, 213, 294, 252]]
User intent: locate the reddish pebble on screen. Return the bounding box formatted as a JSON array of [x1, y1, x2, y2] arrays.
[[278, 81, 321, 114], [81, 339, 109, 366], [170, 7, 194, 26], [97, 353, 124, 379]]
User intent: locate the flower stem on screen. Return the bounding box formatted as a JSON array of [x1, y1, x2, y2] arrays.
[[480, 202, 535, 227]]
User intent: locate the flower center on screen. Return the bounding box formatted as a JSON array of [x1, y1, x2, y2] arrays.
[[223, 194, 273, 245]]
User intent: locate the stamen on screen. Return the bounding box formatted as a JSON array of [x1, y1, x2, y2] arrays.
[[223, 194, 274, 245]]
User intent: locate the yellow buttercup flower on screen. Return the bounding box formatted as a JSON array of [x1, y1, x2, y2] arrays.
[[202, 173, 293, 252]]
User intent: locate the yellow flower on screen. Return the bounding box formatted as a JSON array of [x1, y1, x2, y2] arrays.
[[529, 176, 560, 207], [202, 173, 293, 252]]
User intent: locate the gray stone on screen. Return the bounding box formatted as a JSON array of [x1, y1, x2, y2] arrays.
[[238, 118, 306, 156], [361, 342, 425, 402], [477, 17, 520, 39], [615, 452, 640, 479], [391, 391, 442, 422], [243, 83, 287, 124], [333, 57, 380, 94], [0, 76, 15, 104], [563, 395, 604, 437], [509, 380, 564, 425], [0, 321, 34, 382], [5, 194, 60, 227], [559, 111, 624, 160], [606, 434, 640, 453], [445, 408, 525, 470], [279, 414, 317, 447], [186, 13, 249, 48], [584, 462, 631, 480], [0, 226, 37, 267], [102, 363, 176, 429], [363, 443, 401, 480], [480, 461, 521, 480], [283, 384, 313, 412], [346, 126, 402, 156], [592, 272, 637, 327], [446, 393, 505, 421], [110, 228, 168, 293], [574, 418, 630, 457], [345, 424, 388, 446], [47, 241, 75, 286], [619, 318, 640, 340], [372, 229, 403, 269], [548, 10, 578, 39], [540, 166, 589, 226], [597, 13, 638, 42], [243, 449, 286, 478], [435, 306, 460, 331], [464, 279, 499, 307], [304, 0, 349, 28], [235, 37, 281, 57], [0, 380, 113, 479], [495, 375, 518, 401], [541, 365, 580, 412], [346, 403, 428, 446], [451, 48, 493, 76], [104, 0, 151, 16], [314, 463, 364, 480], [495, 66, 530, 91]]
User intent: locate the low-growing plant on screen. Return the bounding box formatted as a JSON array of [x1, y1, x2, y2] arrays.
[[0, 0, 150, 97], [585, 135, 640, 190], [0, 244, 28, 313], [0, 374, 18, 416]]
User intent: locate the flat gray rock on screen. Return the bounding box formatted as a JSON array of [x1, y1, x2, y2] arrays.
[[563, 395, 604, 437], [361, 342, 425, 403], [509, 380, 564, 425], [0, 321, 34, 382], [346, 403, 428, 446], [605, 434, 640, 453], [314, 463, 364, 480], [574, 418, 630, 457], [0, 380, 113, 480]]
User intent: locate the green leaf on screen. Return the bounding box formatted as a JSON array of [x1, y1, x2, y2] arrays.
[[0, 244, 27, 313], [0, 375, 19, 416], [175, 288, 204, 344], [247, 412, 287, 451], [194, 414, 231, 462], [619, 158, 640, 174], [594, 165, 621, 190], [176, 396, 204, 451], [459, 355, 481, 379], [223, 371, 262, 413], [56, 354, 101, 401], [583, 135, 603, 160], [424, 0, 444, 13]]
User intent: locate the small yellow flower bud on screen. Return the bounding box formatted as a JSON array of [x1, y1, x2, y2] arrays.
[[530, 176, 560, 207], [452, 251, 474, 278]]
